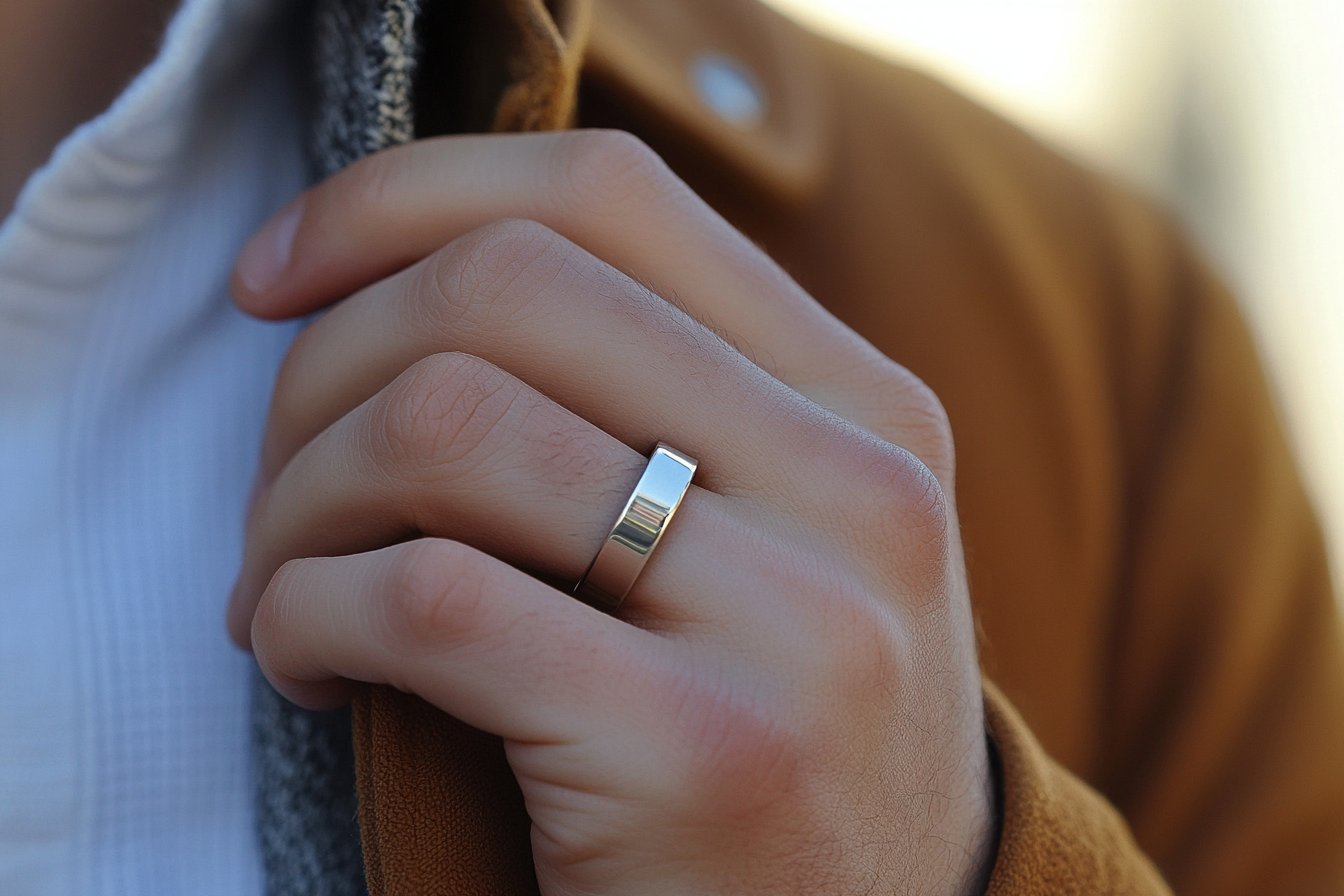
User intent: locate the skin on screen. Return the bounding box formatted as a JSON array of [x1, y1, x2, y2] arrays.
[[227, 130, 999, 894], [0, 0, 178, 215], [4, 5, 996, 891]]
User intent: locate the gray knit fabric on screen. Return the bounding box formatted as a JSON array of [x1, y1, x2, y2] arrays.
[[252, 682, 365, 896], [307, 0, 424, 177], [252, 1, 426, 893]]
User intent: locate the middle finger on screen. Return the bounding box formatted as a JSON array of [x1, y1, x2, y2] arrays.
[[257, 218, 863, 505]]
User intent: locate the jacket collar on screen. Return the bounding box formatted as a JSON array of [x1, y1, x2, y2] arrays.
[[585, 0, 826, 204], [413, 0, 826, 205]]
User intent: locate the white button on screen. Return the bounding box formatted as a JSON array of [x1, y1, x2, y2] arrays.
[[690, 53, 766, 128]]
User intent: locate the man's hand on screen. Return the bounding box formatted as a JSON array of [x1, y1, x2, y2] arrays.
[[227, 130, 996, 895]]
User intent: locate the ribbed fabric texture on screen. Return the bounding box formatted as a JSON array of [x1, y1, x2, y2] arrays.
[[0, 0, 309, 893]]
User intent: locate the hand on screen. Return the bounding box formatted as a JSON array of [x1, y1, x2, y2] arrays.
[[228, 130, 996, 895]]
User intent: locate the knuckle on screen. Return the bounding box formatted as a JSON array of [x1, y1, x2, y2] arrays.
[[423, 218, 568, 332], [554, 129, 682, 216], [373, 352, 523, 478], [896, 370, 955, 472], [861, 357, 956, 479], [380, 540, 492, 652], [848, 438, 953, 564]]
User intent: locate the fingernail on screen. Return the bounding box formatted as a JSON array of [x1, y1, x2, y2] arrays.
[[236, 199, 303, 295]]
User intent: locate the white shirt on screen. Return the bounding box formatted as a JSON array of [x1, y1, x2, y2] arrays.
[[0, 0, 307, 892]]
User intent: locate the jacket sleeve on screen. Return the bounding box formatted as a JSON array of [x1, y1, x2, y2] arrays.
[[982, 681, 1169, 893], [979, 213, 1344, 893]]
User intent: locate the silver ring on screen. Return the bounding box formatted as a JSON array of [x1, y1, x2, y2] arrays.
[[573, 442, 698, 611]]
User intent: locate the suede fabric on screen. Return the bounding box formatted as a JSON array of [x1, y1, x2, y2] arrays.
[[346, 0, 1344, 892]]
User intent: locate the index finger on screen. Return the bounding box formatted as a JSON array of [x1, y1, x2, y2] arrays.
[[231, 129, 952, 479]]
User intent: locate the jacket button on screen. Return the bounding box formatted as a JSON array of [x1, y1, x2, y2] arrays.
[[690, 53, 766, 128]]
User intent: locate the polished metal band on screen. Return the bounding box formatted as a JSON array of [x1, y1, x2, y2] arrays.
[[574, 442, 698, 611]]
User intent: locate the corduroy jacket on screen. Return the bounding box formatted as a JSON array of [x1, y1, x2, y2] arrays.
[[265, 0, 1344, 893]]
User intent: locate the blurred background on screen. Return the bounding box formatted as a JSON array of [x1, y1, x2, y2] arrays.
[[768, 0, 1344, 593]]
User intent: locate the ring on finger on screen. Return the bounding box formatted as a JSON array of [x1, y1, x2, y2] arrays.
[[574, 442, 698, 611]]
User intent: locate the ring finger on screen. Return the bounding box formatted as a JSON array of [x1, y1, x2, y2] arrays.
[[228, 350, 802, 648]]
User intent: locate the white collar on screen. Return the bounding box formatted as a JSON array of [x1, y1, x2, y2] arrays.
[[0, 0, 290, 289]]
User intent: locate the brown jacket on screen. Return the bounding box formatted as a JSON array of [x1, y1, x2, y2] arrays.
[[346, 0, 1344, 892]]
